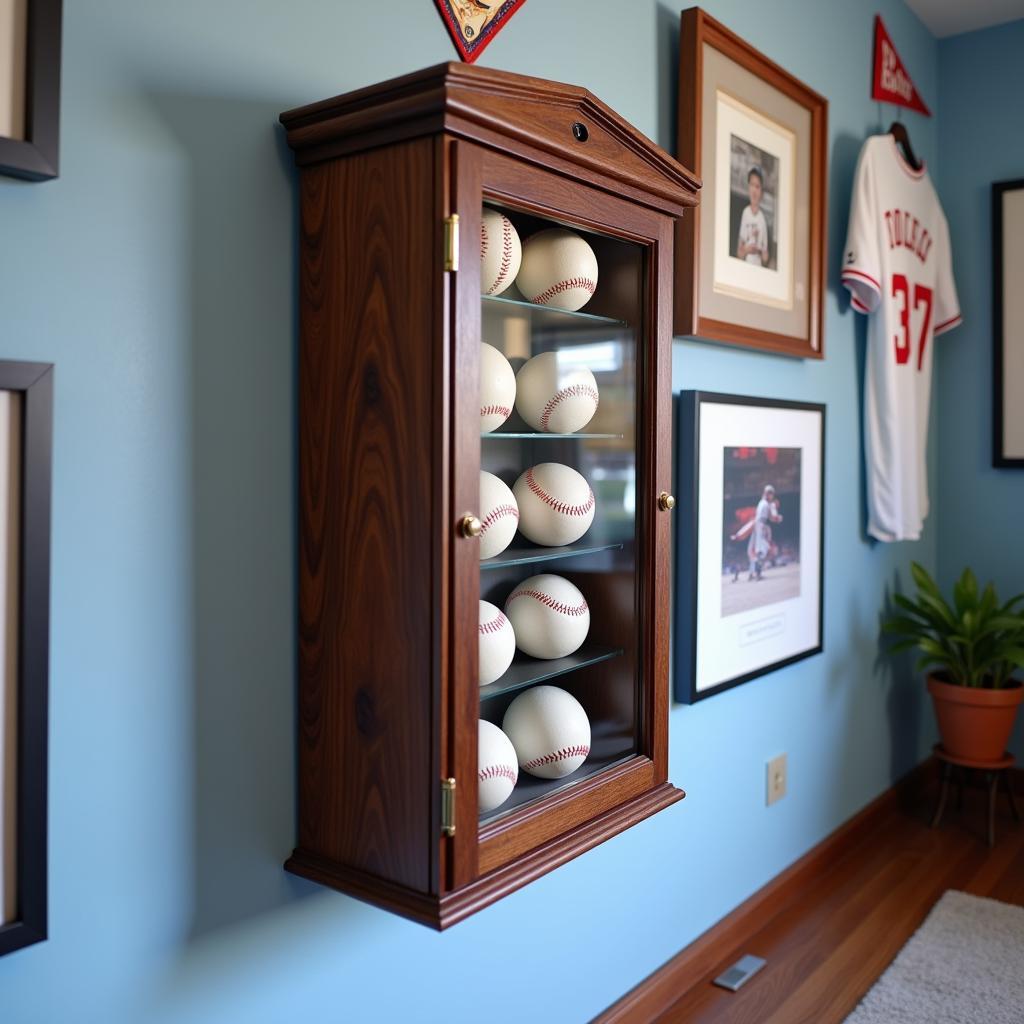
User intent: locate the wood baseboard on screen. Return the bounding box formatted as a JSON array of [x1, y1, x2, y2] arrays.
[[593, 758, 938, 1024]]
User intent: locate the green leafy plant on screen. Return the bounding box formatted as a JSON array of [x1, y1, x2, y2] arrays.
[[882, 563, 1024, 689]]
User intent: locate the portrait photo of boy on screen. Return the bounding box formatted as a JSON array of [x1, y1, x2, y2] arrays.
[[737, 166, 769, 265], [728, 135, 779, 271]]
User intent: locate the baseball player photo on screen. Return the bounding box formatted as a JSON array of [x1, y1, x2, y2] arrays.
[[729, 135, 779, 271], [842, 134, 962, 542], [721, 447, 801, 618]]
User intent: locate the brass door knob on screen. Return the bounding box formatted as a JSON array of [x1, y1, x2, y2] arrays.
[[658, 492, 676, 512], [460, 514, 483, 538]]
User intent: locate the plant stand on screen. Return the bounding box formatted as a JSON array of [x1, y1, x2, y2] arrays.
[[930, 745, 1019, 847]]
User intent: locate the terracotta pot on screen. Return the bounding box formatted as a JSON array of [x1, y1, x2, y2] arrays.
[[927, 674, 1024, 763]]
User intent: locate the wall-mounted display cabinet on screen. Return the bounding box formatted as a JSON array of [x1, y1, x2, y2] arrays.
[[279, 63, 700, 928]]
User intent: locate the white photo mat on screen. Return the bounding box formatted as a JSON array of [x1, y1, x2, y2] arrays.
[[712, 90, 796, 310], [694, 400, 822, 693]]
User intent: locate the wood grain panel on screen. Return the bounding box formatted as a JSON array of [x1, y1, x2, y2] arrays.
[[293, 138, 439, 894], [446, 138, 483, 891]]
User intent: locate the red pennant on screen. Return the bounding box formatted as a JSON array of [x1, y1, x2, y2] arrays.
[[872, 15, 931, 116], [434, 1, 527, 64]]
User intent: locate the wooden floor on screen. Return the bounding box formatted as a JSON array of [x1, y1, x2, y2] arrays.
[[658, 778, 1024, 1023]]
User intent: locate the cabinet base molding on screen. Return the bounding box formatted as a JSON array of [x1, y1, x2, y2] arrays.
[[594, 759, 936, 1023], [287, 783, 684, 930], [440, 783, 684, 929]]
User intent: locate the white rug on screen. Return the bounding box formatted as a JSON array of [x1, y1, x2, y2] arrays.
[[844, 890, 1024, 1023]]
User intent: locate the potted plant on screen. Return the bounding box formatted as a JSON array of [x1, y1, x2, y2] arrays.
[[883, 562, 1024, 764]]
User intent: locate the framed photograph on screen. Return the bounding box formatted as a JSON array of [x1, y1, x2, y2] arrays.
[[675, 8, 827, 358], [0, 0, 62, 181], [675, 392, 824, 703], [0, 361, 52, 958], [993, 178, 1024, 467]]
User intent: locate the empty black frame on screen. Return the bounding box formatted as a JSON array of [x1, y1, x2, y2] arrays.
[[674, 391, 825, 704], [993, 178, 1024, 468], [0, 361, 52, 957], [0, 0, 62, 182]]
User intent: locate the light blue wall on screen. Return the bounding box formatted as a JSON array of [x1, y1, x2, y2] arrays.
[[1, 3, 944, 1022], [936, 20, 1024, 759]]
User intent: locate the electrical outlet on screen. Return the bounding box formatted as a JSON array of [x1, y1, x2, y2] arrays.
[[766, 754, 787, 806]]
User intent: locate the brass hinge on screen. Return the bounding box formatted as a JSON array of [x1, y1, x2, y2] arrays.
[[441, 777, 456, 837], [443, 214, 460, 272]]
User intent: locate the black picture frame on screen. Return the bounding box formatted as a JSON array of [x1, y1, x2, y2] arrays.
[[0, 361, 52, 957], [0, 0, 62, 182], [674, 391, 825, 704], [993, 178, 1024, 468]]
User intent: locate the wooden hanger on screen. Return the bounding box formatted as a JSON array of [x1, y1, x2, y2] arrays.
[[889, 119, 922, 172]]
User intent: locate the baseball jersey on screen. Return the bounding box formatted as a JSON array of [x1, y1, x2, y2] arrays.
[[738, 206, 769, 265], [749, 498, 775, 560], [842, 135, 961, 542]]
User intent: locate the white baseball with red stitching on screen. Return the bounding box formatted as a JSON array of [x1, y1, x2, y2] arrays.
[[502, 685, 591, 780], [480, 208, 522, 297], [515, 351, 599, 434], [478, 719, 518, 812], [479, 600, 515, 686], [512, 462, 595, 547], [478, 471, 519, 560], [504, 573, 590, 660], [480, 343, 516, 433], [515, 228, 599, 312]]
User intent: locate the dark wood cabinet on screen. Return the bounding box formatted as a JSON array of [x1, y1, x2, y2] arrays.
[[280, 63, 700, 928]]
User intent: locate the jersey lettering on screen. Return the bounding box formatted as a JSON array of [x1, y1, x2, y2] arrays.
[[883, 209, 933, 263]]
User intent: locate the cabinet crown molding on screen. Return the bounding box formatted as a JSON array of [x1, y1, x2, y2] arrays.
[[280, 62, 701, 214]]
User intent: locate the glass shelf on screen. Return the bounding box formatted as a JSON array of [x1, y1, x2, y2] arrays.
[[479, 746, 636, 826], [482, 293, 627, 328], [482, 432, 623, 440], [480, 541, 624, 571], [479, 644, 624, 701]]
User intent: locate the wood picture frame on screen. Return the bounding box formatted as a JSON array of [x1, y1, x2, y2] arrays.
[[0, 0, 62, 182], [993, 178, 1024, 468], [0, 361, 52, 957], [675, 391, 824, 703], [675, 8, 827, 358]]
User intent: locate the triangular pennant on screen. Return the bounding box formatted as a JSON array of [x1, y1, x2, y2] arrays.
[[872, 15, 931, 116], [434, 0, 526, 63]]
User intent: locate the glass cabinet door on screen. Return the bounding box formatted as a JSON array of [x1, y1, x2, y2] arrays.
[[474, 201, 647, 827]]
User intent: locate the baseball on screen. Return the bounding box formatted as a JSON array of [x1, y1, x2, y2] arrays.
[[480, 208, 522, 297], [502, 685, 591, 780], [513, 462, 595, 547], [479, 600, 516, 686], [504, 573, 590, 660], [478, 471, 519, 560], [515, 351, 599, 434], [480, 343, 516, 433], [478, 719, 518, 812], [516, 228, 599, 312]]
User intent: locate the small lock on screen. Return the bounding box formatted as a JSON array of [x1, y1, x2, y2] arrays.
[[571, 122, 589, 142]]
